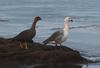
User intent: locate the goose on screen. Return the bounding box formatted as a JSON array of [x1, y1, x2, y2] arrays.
[[11, 16, 42, 49], [43, 17, 73, 46]]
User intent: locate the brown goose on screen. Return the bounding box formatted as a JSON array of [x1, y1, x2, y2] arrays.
[[43, 17, 73, 46], [11, 16, 41, 49]]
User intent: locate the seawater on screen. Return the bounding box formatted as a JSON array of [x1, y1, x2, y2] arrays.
[[0, 0, 100, 68]]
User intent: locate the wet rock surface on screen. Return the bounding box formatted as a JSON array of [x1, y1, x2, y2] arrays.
[[0, 38, 93, 68]]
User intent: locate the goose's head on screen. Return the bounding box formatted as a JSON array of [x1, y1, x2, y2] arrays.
[[34, 16, 42, 21], [64, 17, 73, 22]]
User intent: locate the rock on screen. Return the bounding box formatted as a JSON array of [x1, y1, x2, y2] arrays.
[[33, 64, 47, 68], [0, 38, 93, 68], [33, 63, 82, 68]]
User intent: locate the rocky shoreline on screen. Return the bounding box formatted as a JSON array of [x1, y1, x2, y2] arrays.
[[0, 38, 93, 68]]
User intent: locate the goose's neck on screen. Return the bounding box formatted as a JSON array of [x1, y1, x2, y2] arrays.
[[30, 19, 38, 30], [63, 21, 70, 31]]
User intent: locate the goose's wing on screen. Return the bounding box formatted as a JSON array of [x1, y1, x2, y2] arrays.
[[13, 29, 36, 41], [54, 32, 63, 43], [43, 30, 63, 44]]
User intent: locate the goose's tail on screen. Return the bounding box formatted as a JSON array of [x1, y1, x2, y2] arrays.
[[0, 37, 13, 41], [42, 39, 49, 45]]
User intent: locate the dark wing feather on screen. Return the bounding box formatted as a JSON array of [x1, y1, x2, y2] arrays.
[[12, 29, 36, 41]]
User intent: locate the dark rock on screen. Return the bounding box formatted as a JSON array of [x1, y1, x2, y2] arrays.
[[33, 64, 47, 68], [33, 63, 83, 68], [0, 37, 94, 68]]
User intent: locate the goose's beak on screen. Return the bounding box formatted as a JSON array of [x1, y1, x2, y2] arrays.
[[70, 19, 73, 22], [40, 18, 42, 20]]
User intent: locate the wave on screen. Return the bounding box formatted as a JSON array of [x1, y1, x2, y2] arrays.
[[70, 25, 100, 29], [0, 19, 8, 22], [51, 25, 100, 31]]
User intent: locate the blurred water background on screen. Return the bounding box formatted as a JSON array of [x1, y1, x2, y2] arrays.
[[0, 0, 100, 68]]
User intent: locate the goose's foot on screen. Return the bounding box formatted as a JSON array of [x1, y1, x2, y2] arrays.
[[19, 42, 23, 49], [24, 42, 28, 49], [19, 42, 28, 49]]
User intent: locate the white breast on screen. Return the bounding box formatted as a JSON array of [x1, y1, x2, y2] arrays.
[[61, 30, 68, 43]]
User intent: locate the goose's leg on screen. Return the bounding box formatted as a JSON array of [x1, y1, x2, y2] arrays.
[[20, 42, 23, 48], [24, 42, 28, 49], [59, 43, 62, 49], [60, 43, 62, 46], [55, 43, 57, 47]]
